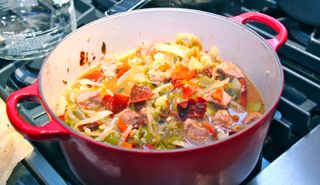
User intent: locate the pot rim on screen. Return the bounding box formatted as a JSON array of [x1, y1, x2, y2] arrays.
[[39, 8, 284, 154]]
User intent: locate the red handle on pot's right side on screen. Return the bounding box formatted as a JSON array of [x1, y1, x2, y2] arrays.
[[231, 12, 288, 51], [6, 81, 69, 140]]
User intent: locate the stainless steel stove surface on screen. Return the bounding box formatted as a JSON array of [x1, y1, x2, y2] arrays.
[[2, 0, 320, 184]]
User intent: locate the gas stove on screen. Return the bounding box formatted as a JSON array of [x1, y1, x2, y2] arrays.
[[2, 0, 320, 184]]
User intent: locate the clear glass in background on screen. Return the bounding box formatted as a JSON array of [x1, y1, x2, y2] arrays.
[[0, 0, 76, 60]]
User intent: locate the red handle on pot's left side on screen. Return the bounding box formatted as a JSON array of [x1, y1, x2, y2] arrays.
[[230, 12, 288, 51], [6, 81, 69, 140]]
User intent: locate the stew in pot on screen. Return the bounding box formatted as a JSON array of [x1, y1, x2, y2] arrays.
[[56, 33, 265, 150]]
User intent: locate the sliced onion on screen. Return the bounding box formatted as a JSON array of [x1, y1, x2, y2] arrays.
[[96, 127, 114, 141], [79, 79, 103, 87], [55, 95, 67, 116], [231, 78, 241, 90], [171, 140, 190, 148], [152, 83, 173, 94], [176, 33, 202, 49], [210, 46, 219, 61], [96, 116, 119, 141], [72, 109, 86, 120], [203, 78, 230, 93], [155, 43, 186, 59], [116, 68, 133, 86], [69, 91, 76, 103], [120, 124, 133, 143], [75, 110, 112, 129], [217, 132, 229, 140], [101, 61, 117, 78], [109, 116, 120, 128], [144, 107, 155, 135], [104, 89, 114, 96], [114, 49, 137, 61], [81, 109, 98, 117], [83, 127, 100, 137], [65, 109, 80, 123]]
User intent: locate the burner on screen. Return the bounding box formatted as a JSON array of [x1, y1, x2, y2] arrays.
[[6, 59, 42, 91], [287, 21, 320, 57], [307, 28, 320, 57], [288, 22, 315, 46]]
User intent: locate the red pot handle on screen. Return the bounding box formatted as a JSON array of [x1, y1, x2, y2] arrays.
[[230, 12, 288, 51], [6, 81, 69, 140]]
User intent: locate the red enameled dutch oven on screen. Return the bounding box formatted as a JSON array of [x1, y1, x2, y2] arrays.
[[6, 8, 287, 185]]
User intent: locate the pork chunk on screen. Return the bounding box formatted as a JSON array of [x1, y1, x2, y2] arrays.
[[177, 97, 207, 121], [76, 90, 102, 110], [119, 109, 142, 128], [243, 112, 262, 125], [229, 101, 245, 113], [130, 84, 153, 103], [197, 66, 214, 78], [206, 90, 232, 109], [212, 110, 233, 125], [183, 119, 209, 144], [148, 70, 171, 86], [102, 94, 129, 114], [217, 61, 245, 79]]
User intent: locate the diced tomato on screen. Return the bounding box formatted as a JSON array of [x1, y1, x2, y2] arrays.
[[239, 78, 247, 108], [203, 123, 217, 140], [117, 118, 128, 132], [58, 115, 65, 121], [120, 142, 133, 148], [177, 97, 207, 121], [83, 69, 104, 82], [171, 79, 183, 89], [159, 63, 171, 72], [171, 65, 196, 81], [102, 95, 113, 110], [130, 84, 153, 103], [231, 115, 240, 122], [113, 94, 130, 113], [203, 123, 215, 134], [116, 63, 131, 78], [182, 84, 197, 99], [211, 87, 223, 102], [102, 94, 129, 114]]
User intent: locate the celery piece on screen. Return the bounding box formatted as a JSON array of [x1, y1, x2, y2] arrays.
[[224, 83, 240, 97], [206, 103, 217, 115], [158, 143, 168, 150], [161, 127, 183, 148], [135, 126, 153, 144], [133, 126, 143, 145], [151, 134, 162, 145], [166, 144, 177, 149], [247, 102, 262, 112], [65, 119, 75, 127], [105, 132, 120, 145], [198, 76, 215, 87]]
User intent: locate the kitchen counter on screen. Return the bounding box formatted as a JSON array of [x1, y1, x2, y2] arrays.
[[249, 124, 320, 185]]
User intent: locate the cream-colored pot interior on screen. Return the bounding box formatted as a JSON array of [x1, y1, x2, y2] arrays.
[[40, 8, 283, 114]]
